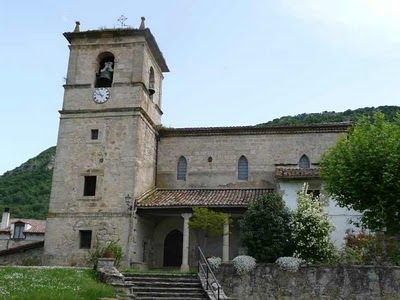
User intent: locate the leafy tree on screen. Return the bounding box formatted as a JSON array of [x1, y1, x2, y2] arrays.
[[240, 193, 294, 262], [189, 207, 228, 252], [292, 184, 335, 263], [320, 113, 400, 234]]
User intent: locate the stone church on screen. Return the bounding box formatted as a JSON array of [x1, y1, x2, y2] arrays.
[[43, 19, 359, 269]]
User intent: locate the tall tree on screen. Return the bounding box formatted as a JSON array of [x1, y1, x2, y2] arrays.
[[320, 113, 400, 234]]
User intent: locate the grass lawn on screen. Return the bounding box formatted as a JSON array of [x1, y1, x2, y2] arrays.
[[0, 267, 115, 300]]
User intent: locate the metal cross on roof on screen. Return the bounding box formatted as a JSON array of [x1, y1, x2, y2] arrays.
[[117, 15, 127, 28]]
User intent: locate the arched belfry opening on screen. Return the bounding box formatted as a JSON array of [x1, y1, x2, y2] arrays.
[[95, 52, 115, 87], [149, 67, 155, 98], [163, 229, 183, 267]]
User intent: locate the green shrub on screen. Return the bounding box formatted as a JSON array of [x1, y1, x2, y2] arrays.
[[240, 193, 294, 262], [292, 184, 336, 263], [342, 231, 400, 265], [87, 238, 123, 269]]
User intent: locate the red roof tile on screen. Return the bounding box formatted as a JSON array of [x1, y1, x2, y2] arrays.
[[275, 167, 320, 179], [137, 189, 274, 208], [0, 219, 46, 234]]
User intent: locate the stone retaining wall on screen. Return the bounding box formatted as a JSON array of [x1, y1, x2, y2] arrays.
[[216, 263, 400, 299]]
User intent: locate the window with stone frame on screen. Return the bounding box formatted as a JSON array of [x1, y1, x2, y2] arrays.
[[299, 154, 310, 169], [13, 222, 25, 240], [177, 156, 187, 181], [238, 155, 249, 180], [79, 230, 92, 249], [83, 176, 97, 196]]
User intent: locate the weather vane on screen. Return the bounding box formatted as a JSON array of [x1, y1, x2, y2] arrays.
[[117, 15, 127, 28]]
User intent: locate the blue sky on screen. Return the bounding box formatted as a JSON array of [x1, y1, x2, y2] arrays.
[[1, 0, 400, 175]]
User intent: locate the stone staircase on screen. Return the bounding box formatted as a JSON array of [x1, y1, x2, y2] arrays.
[[122, 273, 209, 299]]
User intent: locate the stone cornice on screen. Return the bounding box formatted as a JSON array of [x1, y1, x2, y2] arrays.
[[159, 122, 351, 137], [59, 106, 158, 131], [63, 28, 169, 72]]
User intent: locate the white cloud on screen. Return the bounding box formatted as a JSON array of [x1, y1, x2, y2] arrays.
[[279, 0, 400, 55]]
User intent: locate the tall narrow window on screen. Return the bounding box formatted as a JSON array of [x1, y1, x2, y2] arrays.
[[238, 156, 248, 180], [95, 52, 115, 88], [177, 156, 187, 181], [299, 154, 310, 169], [13, 222, 25, 240], [149, 67, 155, 98], [79, 230, 92, 249], [83, 176, 97, 196]]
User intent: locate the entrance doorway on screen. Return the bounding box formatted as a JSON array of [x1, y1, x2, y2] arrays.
[[163, 229, 183, 267]]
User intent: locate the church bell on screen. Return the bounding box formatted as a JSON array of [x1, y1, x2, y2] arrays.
[[96, 61, 114, 87]]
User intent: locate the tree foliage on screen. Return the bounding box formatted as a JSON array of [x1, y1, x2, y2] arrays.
[[258, 105, 400, 126], [189, 207, 229, 251], [320, 113, 400, 234], [240, 193, 294, 262], [292, 184, 335, 263], [0, 147, 55, 219]]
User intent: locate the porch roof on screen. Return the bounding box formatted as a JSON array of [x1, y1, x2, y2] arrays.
[[137, 188, 274, 208]]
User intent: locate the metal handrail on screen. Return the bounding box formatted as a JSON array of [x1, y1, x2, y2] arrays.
[[197, 246, 221, 300]]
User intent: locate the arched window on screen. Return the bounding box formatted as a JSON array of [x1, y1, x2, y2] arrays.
[[95, 52, 115, 87], [299, 154, 310, 169], [238, 155, 248, 180], [177, 156, 187, 181], [149, 67, 155, 98]]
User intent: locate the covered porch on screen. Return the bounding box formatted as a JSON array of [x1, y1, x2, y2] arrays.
[[131, 188, 272, 271]]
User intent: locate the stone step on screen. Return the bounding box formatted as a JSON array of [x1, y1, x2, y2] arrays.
[[131, 286, 204, 293], [134, 291, 207, 298], [124, 276, 199, 283], [135, 298, 207, 300], [127, 280, 201, 287]]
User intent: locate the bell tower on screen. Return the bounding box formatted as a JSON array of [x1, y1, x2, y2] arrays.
[[44, 18, 169, 266]]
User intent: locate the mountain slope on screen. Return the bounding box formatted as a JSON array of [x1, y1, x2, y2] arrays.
[[0, 147, 55, 219], [258, 105, 400, 126]]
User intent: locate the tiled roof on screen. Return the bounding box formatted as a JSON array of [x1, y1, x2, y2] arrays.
[[0, 241, 44, 256], [159, 122, 351, 137], [275, 167, 320, 179], [137, 189, 274, 208], [0, 219, 46, 234]]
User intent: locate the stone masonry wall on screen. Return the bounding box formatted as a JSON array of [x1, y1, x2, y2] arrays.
[[157, 132, 344, 189], [217, 263, 400, 300]]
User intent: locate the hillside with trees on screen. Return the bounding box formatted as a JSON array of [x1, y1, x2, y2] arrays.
[[0, 147, 55, 219], [258, 106, 400, 126], [0, 106, 399, 219]]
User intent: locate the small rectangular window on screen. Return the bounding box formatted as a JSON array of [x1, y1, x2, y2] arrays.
[[91, 129, 99, 140], [83, 176, 97, 196], [79, 230, 92, 249], [13, 223, 25, 240]]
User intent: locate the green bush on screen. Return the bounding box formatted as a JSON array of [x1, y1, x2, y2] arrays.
[[240, 193, 294, 262], [292, 184, 336, 263], [342, 231, 400, 265], [87, 238, 123, 269]]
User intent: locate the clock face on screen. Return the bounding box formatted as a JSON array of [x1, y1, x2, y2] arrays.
[[92, 88, 110, 104]]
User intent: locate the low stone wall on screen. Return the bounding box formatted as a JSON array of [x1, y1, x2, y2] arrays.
[[216, 263, 400, 299], [0, 247, 43, 266]]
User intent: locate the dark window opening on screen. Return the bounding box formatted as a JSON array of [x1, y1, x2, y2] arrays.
[[91, 129, 99, 140], [84, 176, 97, 196], [79, 230, 92, 249], [299, 154, 310, 169], [95, 53, 114, 88], [177, 156, 187, 181], [238, 155, 248, 180], [13, 222, 25, 240]]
